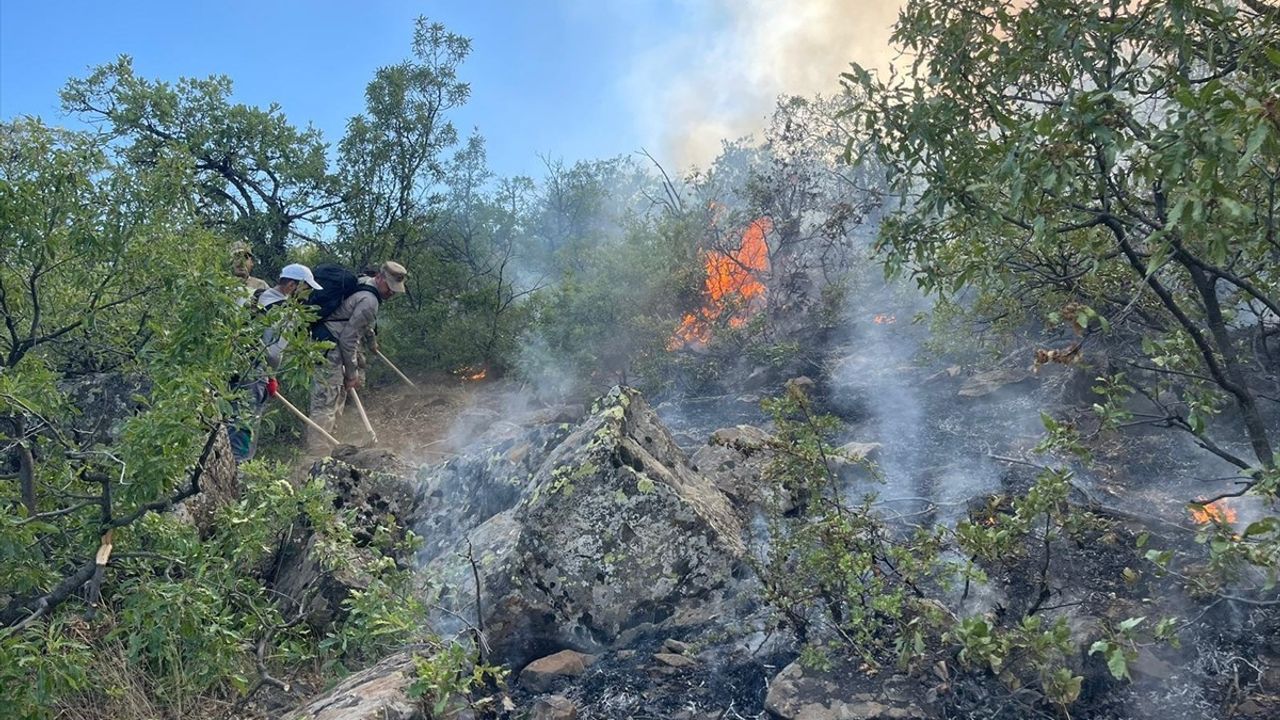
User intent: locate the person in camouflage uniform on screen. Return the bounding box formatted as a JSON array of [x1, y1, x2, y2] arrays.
[[307, 261, 407, 450], [230, 241, 269, 292]]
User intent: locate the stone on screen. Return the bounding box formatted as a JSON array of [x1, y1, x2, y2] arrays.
[[708, 425, 773, 454], [690, 425, 774, 508], [765, 662, 926, 720], [519, 650, 594, 692], [529, 695, 578, 720], [653, 652, 699, 669], [836, 441, 881, 462], [1131, 647, 1175, 681], [662, 638, 691, 654], [957, 367, 1034, 398], [284, 650, 421, 720], [415, 422, 572, 562], [57, 372, 150, 445], [422, 387, 744, 667], [826, 441, 883, 479]]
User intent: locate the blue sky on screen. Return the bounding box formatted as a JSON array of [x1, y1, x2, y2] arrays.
[[0, 1, 713, 178], [0, 1, 898, 178]]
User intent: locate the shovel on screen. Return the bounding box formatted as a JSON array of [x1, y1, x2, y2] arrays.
[[272, 389, 342, 447], [346, 387, 378, 446], [374, 349, 417, 388]]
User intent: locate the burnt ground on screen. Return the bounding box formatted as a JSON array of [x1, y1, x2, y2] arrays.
[[279, 337, 1278, 720], [505, 634, 791, 720]]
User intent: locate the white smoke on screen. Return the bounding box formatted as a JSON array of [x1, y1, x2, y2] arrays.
[[626, 0, 905, 170]]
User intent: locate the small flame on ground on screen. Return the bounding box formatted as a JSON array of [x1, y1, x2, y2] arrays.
[[1189, 499, 1238, 525], [452, 367, 487, 381], [670, 217, 772, 349], [873, 314, 897, 325]]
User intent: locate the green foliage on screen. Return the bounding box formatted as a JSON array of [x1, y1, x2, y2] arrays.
[[843, 0, 1280, 619], [60, 57, 340, 274], [845, 0, 1280, 470], [407, 644, 507, 717], [756, 385, 946, 669], [0, 117, 447, 719], [0, 619, 93, 718]]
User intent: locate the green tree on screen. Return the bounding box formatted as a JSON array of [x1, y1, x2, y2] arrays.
[[0, 119, 468, 720], [60, 56, 342, 274], [336, 16, 471, 268], [843, 0, 1279, 599], [846, 0, 1279, 470]]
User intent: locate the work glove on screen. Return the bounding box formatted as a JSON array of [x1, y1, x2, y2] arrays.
[[265, 378, 279, 397]]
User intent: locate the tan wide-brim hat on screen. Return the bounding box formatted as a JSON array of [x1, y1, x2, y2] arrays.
[[382, 261, 408, 294]]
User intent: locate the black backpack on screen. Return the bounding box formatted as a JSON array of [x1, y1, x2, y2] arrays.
[[306, 264, 380, 342]]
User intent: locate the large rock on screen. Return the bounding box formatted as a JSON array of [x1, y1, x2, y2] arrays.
[[284, 650, 422, 720], [57, 372, 150, 445], [423, 387, 745, 666], [530, 695, 578, 720], [416, 422, 572, 562], [765, 662, 926, 720]]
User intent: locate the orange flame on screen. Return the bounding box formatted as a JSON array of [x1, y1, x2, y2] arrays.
[[670, 218, 771, 349], [453, 367, 487, 381], [1189, 499, 1238, 525]]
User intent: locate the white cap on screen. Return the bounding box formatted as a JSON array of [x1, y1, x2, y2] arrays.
[[279, 263, 322, 290]]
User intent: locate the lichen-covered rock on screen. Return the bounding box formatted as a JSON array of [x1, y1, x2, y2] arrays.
[[284, 650, 422, 720], [57, 372, 150, 445], [423, 386, 744, 667], [416, 423, 572, 562], [317, 450, 423, 548]]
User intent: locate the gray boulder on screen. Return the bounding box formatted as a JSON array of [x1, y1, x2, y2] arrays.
[[689, 425, 773, 509], [423, 387, 745, 667]]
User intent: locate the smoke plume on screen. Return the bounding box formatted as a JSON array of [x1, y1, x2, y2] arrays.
[[629, 0, 905, 169]]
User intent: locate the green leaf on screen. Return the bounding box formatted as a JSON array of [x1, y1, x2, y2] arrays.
[[1118, 616, 1146, 632], [1243, 518, 1278, 537], [1237, 121, 1269, 174], [1106, 649, 1130, 681]]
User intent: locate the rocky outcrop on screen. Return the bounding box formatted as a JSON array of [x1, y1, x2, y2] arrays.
[[177, 425, 240, 538], [284, 650, 423, 720], [422, 386, 745, 666], [57, 372, 150, 445], [416, 422, 572, 562]]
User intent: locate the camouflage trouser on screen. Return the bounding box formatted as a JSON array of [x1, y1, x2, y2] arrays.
[[308, 349, 347, 450], [227, 376, 268, 463]]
